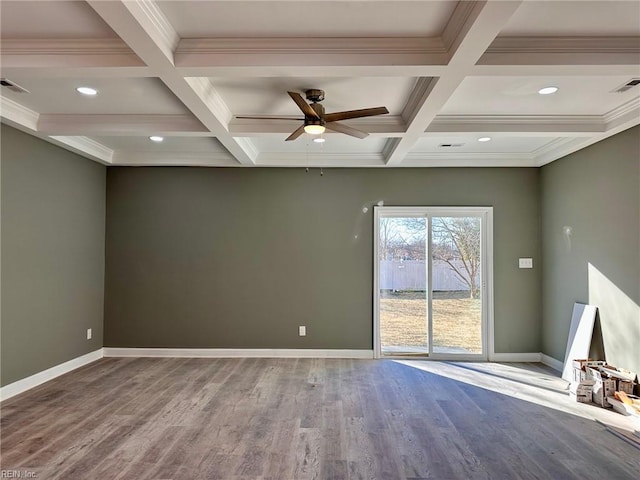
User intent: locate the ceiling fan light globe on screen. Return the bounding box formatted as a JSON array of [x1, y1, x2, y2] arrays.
[[304, 124, 326, 135]]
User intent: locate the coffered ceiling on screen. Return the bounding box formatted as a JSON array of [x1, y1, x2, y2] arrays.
[[1, 0, 639, 168]]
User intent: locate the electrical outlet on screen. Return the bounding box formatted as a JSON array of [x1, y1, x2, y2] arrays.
[[87, 328, 92, 340], [299, 325, 306, 336]]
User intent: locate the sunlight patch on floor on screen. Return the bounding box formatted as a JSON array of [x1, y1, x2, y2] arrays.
[[395, 360, 640, 433]]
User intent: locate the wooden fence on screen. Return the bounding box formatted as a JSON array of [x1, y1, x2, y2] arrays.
[[379, 260, 476, 291]]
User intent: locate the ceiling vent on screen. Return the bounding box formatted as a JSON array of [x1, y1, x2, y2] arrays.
[[612, 78, 640, 93], [439, 143, 464, 148], [0, 79, 30, 94]]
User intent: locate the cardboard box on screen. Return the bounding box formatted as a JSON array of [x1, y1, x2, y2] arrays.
[[570, 381, 594, 403], [573, 359, 594, 369], [585, 360, 607, 369], [572, 367, 590, 383], [592, 378, 616, 408], [601, 366, 637, 382], [618, 380, 636, 395], [587, 366, 616, 381], [570, 392, 593, 403]]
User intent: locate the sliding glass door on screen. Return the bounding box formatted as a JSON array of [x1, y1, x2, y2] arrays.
[[374, 207, 492, 360]]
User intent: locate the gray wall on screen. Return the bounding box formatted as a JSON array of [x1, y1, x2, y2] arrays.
[[541, 126, 640, 374], [105, 166, 541, 353], [1, 125, 106, 387]]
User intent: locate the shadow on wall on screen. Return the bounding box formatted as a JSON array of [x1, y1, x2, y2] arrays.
[[588, 262, 640, 375]]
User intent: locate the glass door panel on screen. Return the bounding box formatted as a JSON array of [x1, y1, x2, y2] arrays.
[[378, 217, 428, 356], [374, 207, 490, 360], [430, 216, 483, 355]]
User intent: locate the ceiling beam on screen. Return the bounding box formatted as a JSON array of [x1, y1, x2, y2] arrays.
[[111, 151, 237, 167], [385, 0, 524, 165], [480, 36, 640, 66], [175, 36, 448, 74], [426, 115, 607, 136], [0, 38, 146, 70], [37, 114, 209, 136], [86, 0, 257, 165]]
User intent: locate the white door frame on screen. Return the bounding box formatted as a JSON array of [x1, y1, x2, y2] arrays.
[[373, 206, 494, 360]]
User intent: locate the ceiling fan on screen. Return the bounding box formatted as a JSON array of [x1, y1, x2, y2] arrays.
[[236, 89, 389, 141]]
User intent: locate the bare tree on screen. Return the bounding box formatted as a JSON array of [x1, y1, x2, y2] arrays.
[[379, 217, 426, 260], [431, 217, 481, 298], [379, 217, 400, 260]]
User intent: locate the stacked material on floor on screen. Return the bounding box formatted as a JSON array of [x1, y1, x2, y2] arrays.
[[570, 359, 638, 410], [608, 392, 640, 417]]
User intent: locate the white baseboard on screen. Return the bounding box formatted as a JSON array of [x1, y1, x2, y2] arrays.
[[541, 353, 563, 371], [489, 352, 542, 363], [103, 348, 375, 359], [0, 348, 104, 401]]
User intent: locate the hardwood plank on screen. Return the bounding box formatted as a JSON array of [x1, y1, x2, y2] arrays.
[[2, 358, 639, 479]]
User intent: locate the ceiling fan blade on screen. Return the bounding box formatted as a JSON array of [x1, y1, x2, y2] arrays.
[[325, 121, 369, 139], [235, 115, 303, 120], [288, 91, 320, 119], [324, 106, 389, 123], [285, 124, 305, 141]]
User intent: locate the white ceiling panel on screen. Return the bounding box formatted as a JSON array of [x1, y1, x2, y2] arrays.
[[441, 76, 640, 116], [412, 136, 557, 154], [210, 77, 417, 116], [0, 1, 118, 38], [501, 1, 640, 36], [158, 1, 455, 37], [1, 78, 189, 115]]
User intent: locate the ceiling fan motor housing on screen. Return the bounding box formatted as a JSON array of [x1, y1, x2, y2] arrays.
[[306, 102, 326, 127], [306, 89, 325, 102]]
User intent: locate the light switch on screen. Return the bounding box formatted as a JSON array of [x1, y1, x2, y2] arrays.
[[519, 258, 533, 269]]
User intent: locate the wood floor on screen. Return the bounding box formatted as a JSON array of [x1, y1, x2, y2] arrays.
[[1, 358, 639, 479]]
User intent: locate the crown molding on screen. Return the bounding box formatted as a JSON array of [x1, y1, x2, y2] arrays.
[[402, 77, 437, 125], [441, 1, 478, 53], [256, 152, 386, 167], [481, 36, 640, 66], [0, 38, 145, 68], [177, 36, 446, 56], [123, 0, 180, 61], [0, 96, 39, 131], [603, 97, 640, 124], [382, 138, 402, 160], [0, 38, 137, 56], [111, 152, 238, 166], [427, 114, 604, 135], [49, 136, 114, 164], [176, 37, 447, 69], [531, 137, 580, 158], [184, 77, 234, 126], [38, 114, 208, 135], [487, 36, 640, 54], [402, 152, 537, 167], [234, 137, 259, 163], [534, 137, 598, 167]]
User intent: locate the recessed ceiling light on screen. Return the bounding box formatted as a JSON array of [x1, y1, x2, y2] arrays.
[[313, 137, 326, 143], [149, 136, 164, 142], [477, 137, 492, 142], [76, 87, 98, 96], [538, 86, 559, 95]]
